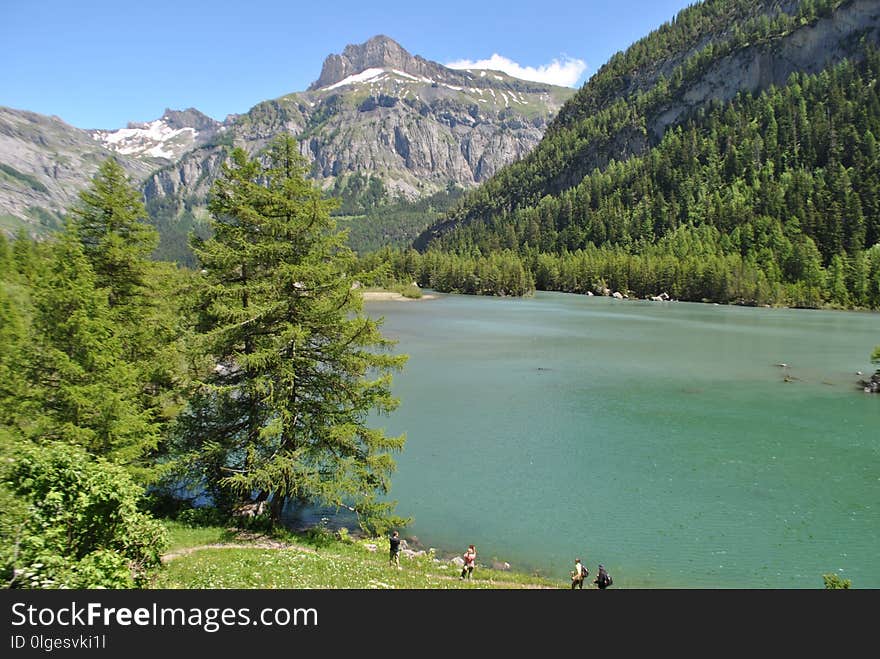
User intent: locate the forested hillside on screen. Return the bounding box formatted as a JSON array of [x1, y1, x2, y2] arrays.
[[0, 139, 409, 588], [412, 0, 880, 309]]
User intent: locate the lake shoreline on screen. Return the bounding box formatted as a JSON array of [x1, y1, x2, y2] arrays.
[[361, 290, 439, 302]]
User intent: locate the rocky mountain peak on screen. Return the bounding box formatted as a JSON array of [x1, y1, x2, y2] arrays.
[[308, 35, 439, 90], [89, 107, 223, 163], [160, 108, 221, 132]]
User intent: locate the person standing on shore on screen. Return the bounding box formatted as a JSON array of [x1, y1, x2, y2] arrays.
[[389, 530, 401, 569], [460, 544, 477, 579], [570, 558, 589, 589]]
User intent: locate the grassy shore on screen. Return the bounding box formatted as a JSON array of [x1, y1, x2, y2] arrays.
[[359, 283, 435, 300], [150, 521, 564, 589]]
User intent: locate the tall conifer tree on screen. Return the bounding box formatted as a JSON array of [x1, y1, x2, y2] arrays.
[[20, 234, 158, 469], [69, 158, 158, 311], [184, 136, 407, 529], [68, 158, 189, 470]]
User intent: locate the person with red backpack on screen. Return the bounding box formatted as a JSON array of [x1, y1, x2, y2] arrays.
[[460, 545, 477, 579]]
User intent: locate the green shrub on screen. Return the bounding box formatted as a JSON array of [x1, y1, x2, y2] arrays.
[[1, 440, 168, 588], [176, 506, 229, 528], [822, 573, 851, 589], [303, 525, 337, 548], [393, 283, 423, 299]]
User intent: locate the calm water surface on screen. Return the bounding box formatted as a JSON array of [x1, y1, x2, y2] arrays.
[[363, 291, 879, 588]]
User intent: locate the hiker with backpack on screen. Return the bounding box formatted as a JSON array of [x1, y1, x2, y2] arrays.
[[570, 558, 589, 589], [389, 530, 402, 569], [460, 544, 477, 579], [594, 564, 613, 589]]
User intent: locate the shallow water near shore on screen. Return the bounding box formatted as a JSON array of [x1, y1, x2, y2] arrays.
[[360, 291, 879, 588]]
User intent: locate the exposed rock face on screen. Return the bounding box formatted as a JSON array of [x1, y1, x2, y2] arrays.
[[144, 36, 573, 208], [649, 0, 880, 141], [294, 96, 548, 199], [1, 35, 573, 241], [0, 107, 154, 236], [162, 108, 221, 134], [142, 146, 228, 203], [309, 35, 441, 90]]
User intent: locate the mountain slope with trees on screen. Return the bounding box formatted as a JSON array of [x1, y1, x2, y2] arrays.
[[411, 0, 880, 309]]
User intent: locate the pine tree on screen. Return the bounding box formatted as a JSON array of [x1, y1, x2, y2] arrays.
[[68, 158, 188, 472], [19, 234, 159, 471], [0, 261, 29, 432], [184, 136, 408, 529], [69, 158, 158, 312]]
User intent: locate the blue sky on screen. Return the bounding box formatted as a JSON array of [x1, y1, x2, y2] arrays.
[[2, 0, 697, 129]]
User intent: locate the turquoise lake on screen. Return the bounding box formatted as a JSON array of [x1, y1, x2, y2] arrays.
[[362, 291, 879, 589]]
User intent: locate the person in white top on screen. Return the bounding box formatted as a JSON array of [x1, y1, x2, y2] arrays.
[[571, 558, 589, 589]]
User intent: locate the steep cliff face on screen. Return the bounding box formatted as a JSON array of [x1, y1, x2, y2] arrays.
[[142, 146, 228, 203], [309, 35, 447, 90], [0, 107, 154, 236], [143, 36, 573, 213], [649, 0, 880, 140], [295, 88, 553, 198]]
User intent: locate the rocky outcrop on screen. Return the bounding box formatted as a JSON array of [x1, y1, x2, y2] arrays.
[[144, 36, 573, 215], [860, 371, 880, 393], [309, 35, 443, 90], [142, 145, 228, 204], [297, 100, 545, 198], [307, 34, 550, 94], [0, 107, 154, 236], [162, 108, 222, 134], [649, 0, 880, 141]]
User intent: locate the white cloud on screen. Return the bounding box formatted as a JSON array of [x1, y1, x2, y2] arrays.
[[446, 53, 587, 87]]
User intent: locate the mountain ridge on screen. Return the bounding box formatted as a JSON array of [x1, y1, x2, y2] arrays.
[[416, 0, 880, 249], [0, 106, 157, 235], [88, 108, 225, 162], [137, 35, 574, 261], [309, 35, 445, 90], [0, 34, 574, 249]]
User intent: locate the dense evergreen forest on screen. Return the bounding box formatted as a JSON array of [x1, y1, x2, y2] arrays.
[[336, 184, 465, 255], [413, 53, 880, 308], [0, 139, 408, 588], [410, 0, 880, 310]]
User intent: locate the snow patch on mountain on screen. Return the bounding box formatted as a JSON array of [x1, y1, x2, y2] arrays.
[[91, 118, 198, 160], [320, 67, 464, 93], [323, 68, 388, 90]]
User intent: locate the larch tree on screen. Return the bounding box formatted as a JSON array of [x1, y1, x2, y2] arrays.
[[183, 135, 408, 530], [19, 234, 159, 470], [67, 158, 190, 477], [69, 158, 159, 313]]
